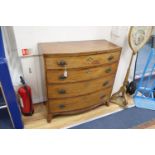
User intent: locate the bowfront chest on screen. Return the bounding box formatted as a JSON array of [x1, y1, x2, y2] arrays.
[[38, 40, 121, 122]]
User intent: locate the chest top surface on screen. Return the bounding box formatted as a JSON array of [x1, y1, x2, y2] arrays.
[[38, 40, 121, 56]]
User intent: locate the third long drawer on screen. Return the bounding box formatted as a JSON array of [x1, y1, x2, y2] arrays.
[[47, 74, 115, 99]]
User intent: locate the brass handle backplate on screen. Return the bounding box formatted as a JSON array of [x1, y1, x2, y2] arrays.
[[103, 81, 109, 87], [108, 56, 114, 61], [58, 89, 66, 94], [105, 67, 112, 73], [57, 60, 67, 67], [100, 94, 106, 99], [59, 74, 67, 80], [59, 104, 66, 109]]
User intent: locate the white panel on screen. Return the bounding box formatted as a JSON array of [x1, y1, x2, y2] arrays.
[[1, 27, 23, 86], [21, 57, 41, 103]]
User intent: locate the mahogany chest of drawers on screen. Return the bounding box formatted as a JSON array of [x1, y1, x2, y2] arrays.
[[38, 40, 121, 122]]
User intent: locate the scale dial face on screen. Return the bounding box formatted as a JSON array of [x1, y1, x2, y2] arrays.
[[128, 26, 153, 54]]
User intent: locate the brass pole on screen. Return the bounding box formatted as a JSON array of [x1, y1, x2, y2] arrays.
[[110, 52, 135, 107]]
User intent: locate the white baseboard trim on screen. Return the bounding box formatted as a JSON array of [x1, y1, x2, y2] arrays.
[[32, 97, 46, 104]]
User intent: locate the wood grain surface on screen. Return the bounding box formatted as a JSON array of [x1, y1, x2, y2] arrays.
[[47, 75, 115, 98], [40, 40, 121, 122], [38, 40, 121, 55], [49, 88, 112, 113], [46, 62, 118, 83], [45, 51, 120, 69]]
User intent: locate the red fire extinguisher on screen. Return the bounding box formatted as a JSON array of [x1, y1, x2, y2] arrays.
[[18, 76, 34, 116]]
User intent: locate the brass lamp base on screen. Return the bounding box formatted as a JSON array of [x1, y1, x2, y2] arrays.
[[109, 86, 129, 107], [110, 95, 128, 107]]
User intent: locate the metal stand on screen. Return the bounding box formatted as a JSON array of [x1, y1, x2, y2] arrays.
[[110, 53, 134, 107], [110, 26, 153, 107]]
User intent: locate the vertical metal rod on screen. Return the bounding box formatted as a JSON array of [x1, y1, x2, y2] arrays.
[[144, 62, 154, 96], [135, 48, 154, 96], [148, 64, 155, 97], [144, 55, 154, 88]]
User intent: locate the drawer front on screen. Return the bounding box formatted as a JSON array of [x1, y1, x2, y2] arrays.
[[47, 74, 115, 98], [47, 62, 118, 84], [49, 88, 112, 113], [45, 51, 120, 69]]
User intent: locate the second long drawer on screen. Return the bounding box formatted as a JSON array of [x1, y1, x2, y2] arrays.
[[46, 62, 118, 84], [47, 74, 115, 98]]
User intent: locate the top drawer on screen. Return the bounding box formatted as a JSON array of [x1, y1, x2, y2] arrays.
[[45, 51, 120, 69]]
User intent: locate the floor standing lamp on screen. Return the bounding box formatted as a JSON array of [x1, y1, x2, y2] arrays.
[[110, 26, 153, 107]]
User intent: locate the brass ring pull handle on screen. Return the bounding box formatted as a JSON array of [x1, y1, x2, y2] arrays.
[[58, 89, 66, 94], [108, 55, 114, 61], [57, 60, 67, 67], [103, 81, 109, 87], [59, 104, 66, 109], [105, 67, 112, 73], [59, 74, 67, 80], [100, 94, 106, 99]]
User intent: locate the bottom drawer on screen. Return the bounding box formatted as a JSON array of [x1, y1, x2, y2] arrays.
[[48, 88, 112, 113]]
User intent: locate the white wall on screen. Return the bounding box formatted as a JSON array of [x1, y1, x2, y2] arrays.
[[13, 26, 113, 103], [110, 26, 132, 94], [13, 26, 112, 56], [13, 26, 137, 104]]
